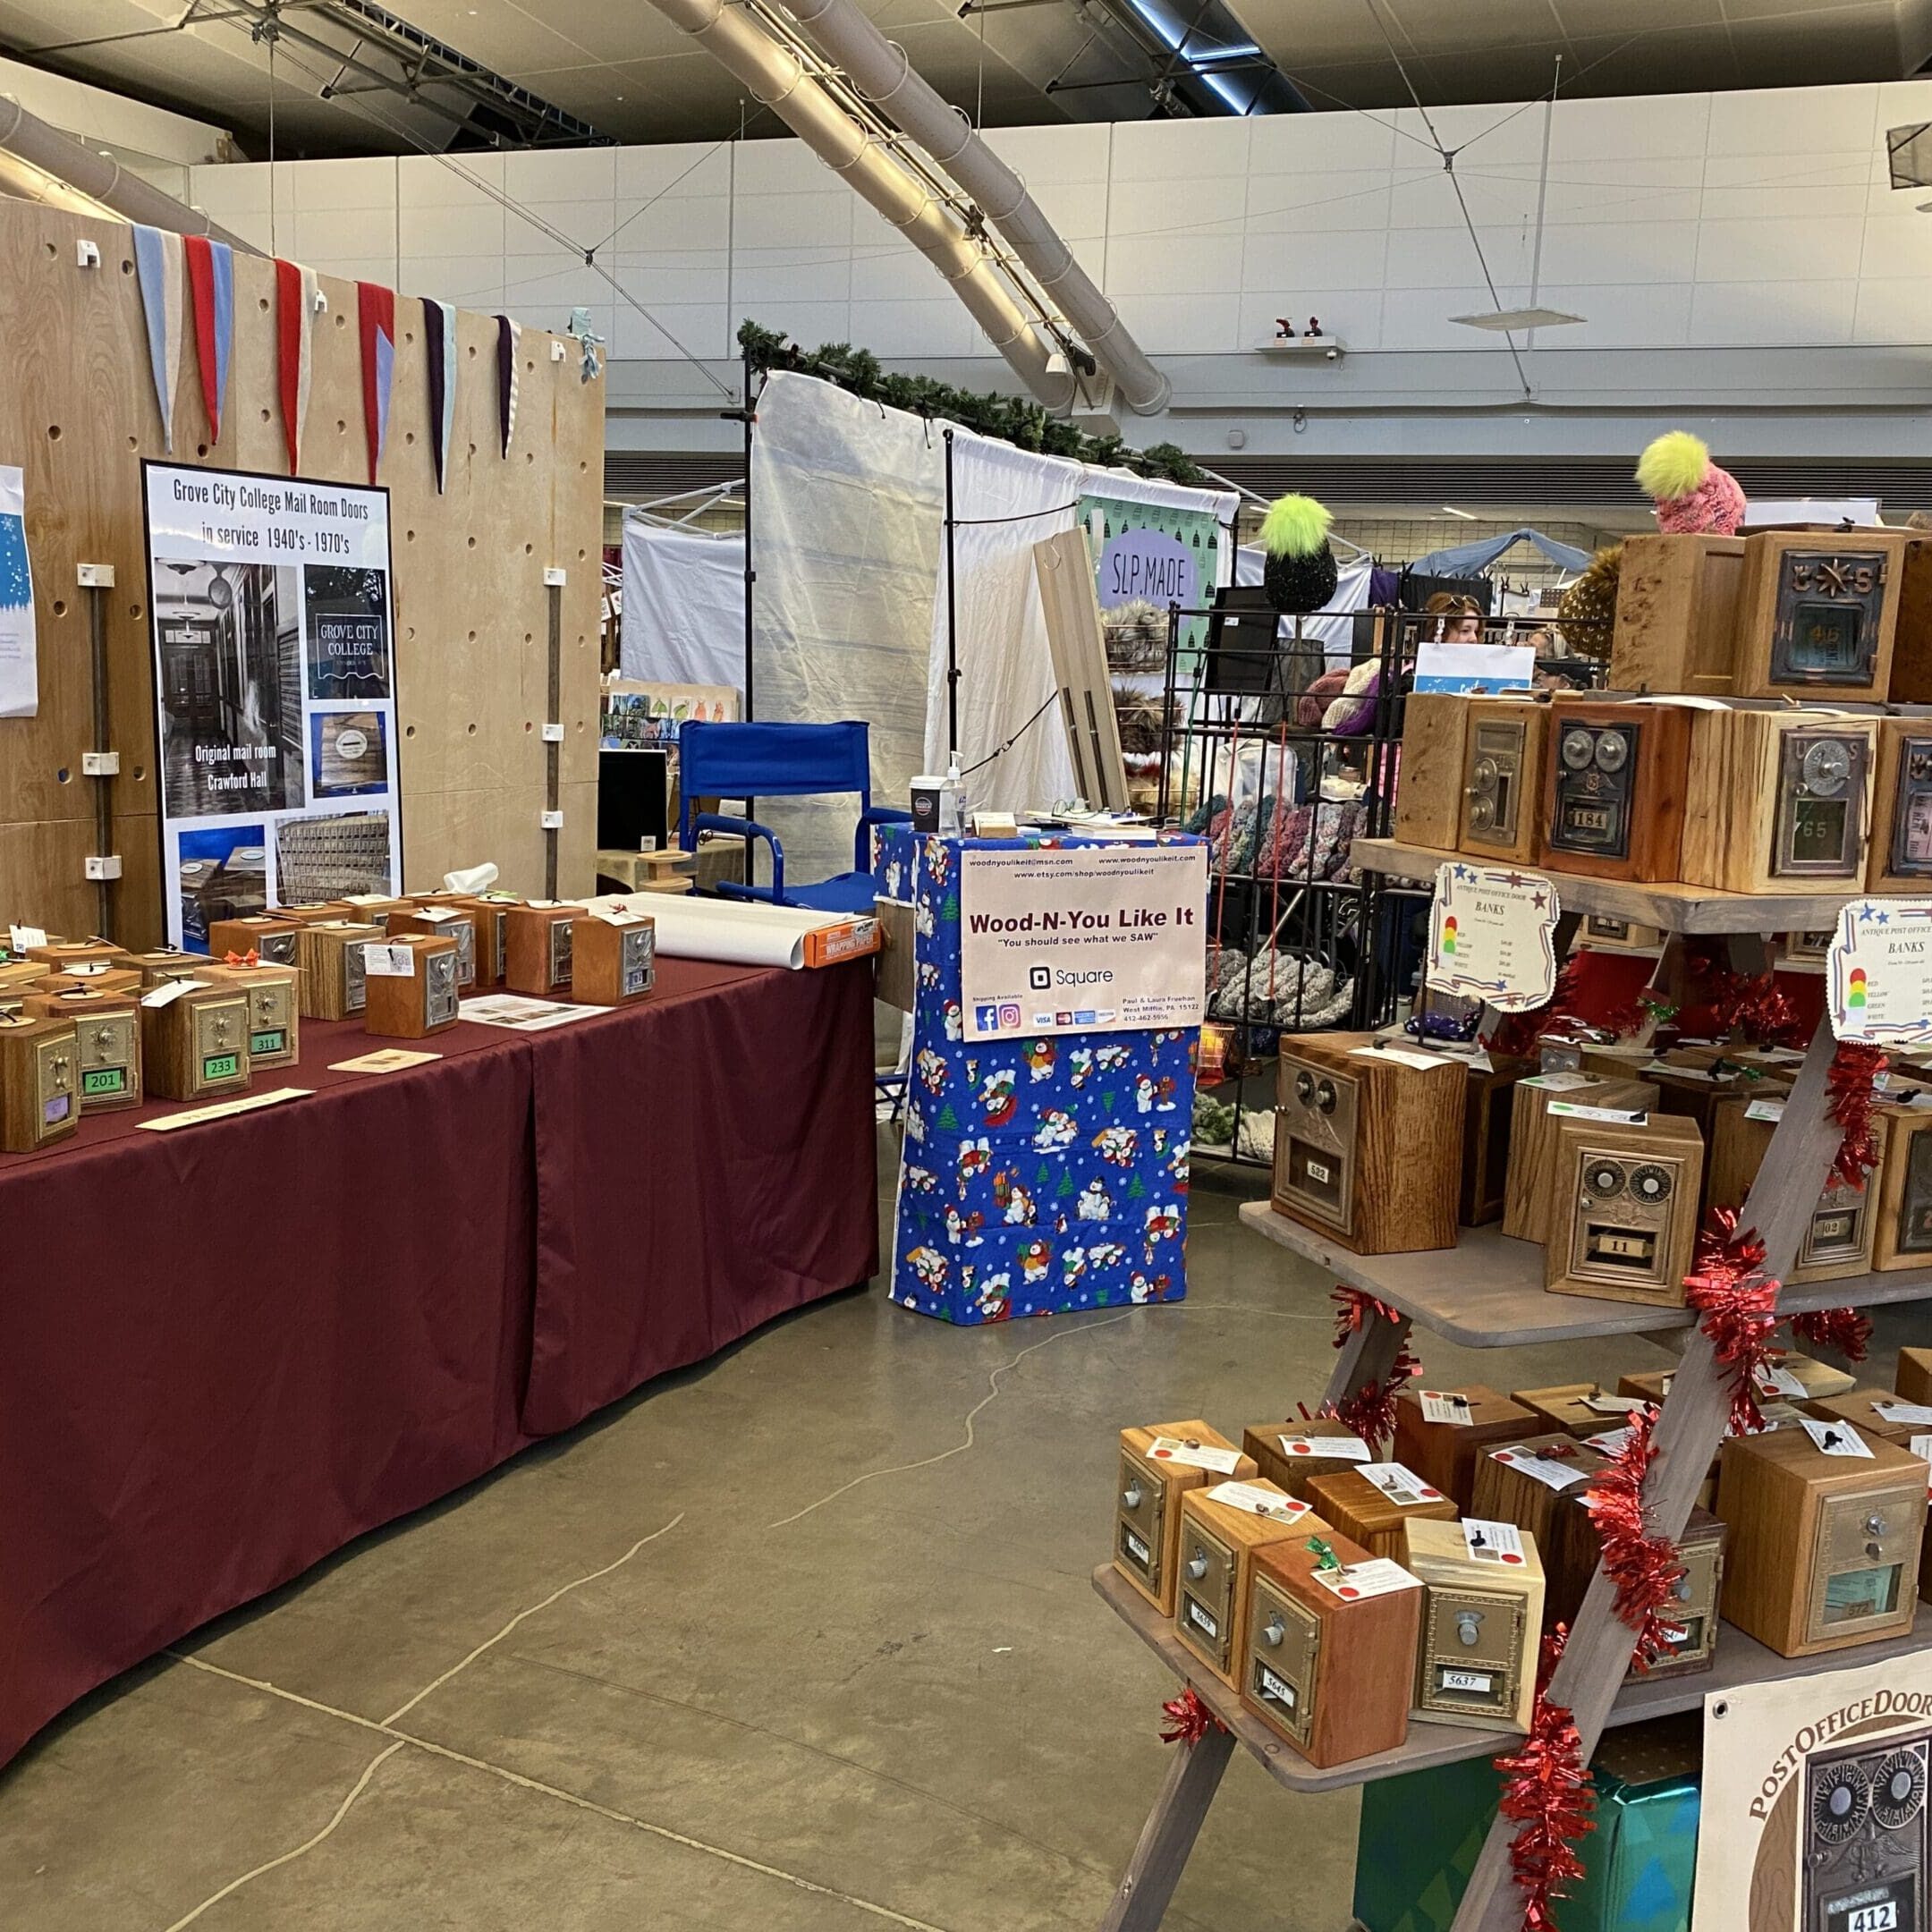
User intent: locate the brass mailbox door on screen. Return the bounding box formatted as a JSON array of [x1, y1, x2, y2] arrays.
[[1465, 720, 1525, 847], [1801, 1182, 1871, 1272], [1654, 1536, 1724, 1670], [1115, 1452, 1165, 1597], [1891, 741, 1932, 878], [192, 999, 247, 1089], [1246, 1575, 1319, 1749], [1176, 1524, 1238, 1674], [1549, 721, 1636, 860], [34, 1034, 75, 1134], [77, 1018, 134, 1100], [1901, 1127, 1932, 1256], [248, 985, 294, 1058], [1276, 1062, 1358, 1233], [1807, 1486, 1922, 1646], [1770, 549, 1887, 688], [1418, 1587, 1521, 1719]]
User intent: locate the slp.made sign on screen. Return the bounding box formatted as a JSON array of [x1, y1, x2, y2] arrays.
[[1098, 527, 1196, 611], [959, 843, 1208, 1040]]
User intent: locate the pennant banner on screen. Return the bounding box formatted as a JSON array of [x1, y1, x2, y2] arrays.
[[275, 258, 318, 477], [132, 225, 184, 454], [423, 297, 456, 495], [357, 281, 396, 487], [182, 235, 233, 446], [494, 313, 521, 457]]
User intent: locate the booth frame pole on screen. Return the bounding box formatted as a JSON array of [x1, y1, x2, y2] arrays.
[[943, 425, 960, 767], [733, 346, 758, 885]]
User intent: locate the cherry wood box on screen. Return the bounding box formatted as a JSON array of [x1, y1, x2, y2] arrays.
[[1470, 1435, 1612, 1551], [140, 984, 251, 1101], [1392, 1384, 1538, 1512], [572, 909, 657, 1007], [1241, 1419, 1377, 1501], [1539, 696, 1696, 883], [1899, 1349, 1932, 1408], [206, 916, 303, 967], [504, 903, 582, 996], [363, 934, 462, 1039], [1305, 1467, 1458, 1560], [1113, 1421, 1256, 1618], [388, 906, 479, 990]]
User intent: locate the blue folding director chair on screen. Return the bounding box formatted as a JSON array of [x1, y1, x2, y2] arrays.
[[676, 719, 911, 915]]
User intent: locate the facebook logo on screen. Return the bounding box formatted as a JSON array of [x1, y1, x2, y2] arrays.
[[974, 1003, 1002, 1033]]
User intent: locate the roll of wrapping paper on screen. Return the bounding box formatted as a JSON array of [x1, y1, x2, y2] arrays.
[[580, 893, 877, 970]]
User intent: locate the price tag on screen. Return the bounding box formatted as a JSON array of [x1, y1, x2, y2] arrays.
[[1359, 1462, 1445, 1506], [1462, 1519, 1528, 1566], [1148, 1436, 1243, 1474], [1583, 1394, 1647, 1416], [1521, 1071, 1593, 1091], [1419, 1390, 1475, 1427], [1350, 1043, 1454, 1072], [8, 924, 47, 952], [1828, 900, 1932, 1046], [1205, 1482, 1310, 1521], [1313, 1556, 1425, 1602], [1801, 1418, 1875, 1459], [1756, 1366, 1809, 1400], [1745, 1097, 1786, 1123], [1427, 862, 1559, 1013], [592, 904, 648, 927], [363, 944, 416, 977], [140, 978, 207, 1009], [1586, 1426, 1637, 1458], [1876, 1400, 1932, 1428], [1489, 1445, 1587, 1491], [1546, 1100, 1649, 1125], [1277, 1432, 1370, 1462]]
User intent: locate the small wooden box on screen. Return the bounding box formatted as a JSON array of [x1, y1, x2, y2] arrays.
[[1461, 1054, 1533, 1226], [1874, 1106, 1932, 1270], [294, 921, 383, 1021], [207, 916, 303, 967], [1899, 1349, 1932, 1408], [1542, 1496, 1727, 1679], [1511, 1384, 1648, 1439], [33, 965, 143, 999], [1577, 913, 1665, 953], [1392, 1385, 1539, 1511], [1500, 1073, 1658, 1245], [1705, 1104, 1880, 1283], [328, 894, 412, 929], [140, 984, 251, 1101], [1545, 1114, 1704, 1308], [1241, 1419, 1377, 1499], [131, 948, 206, 988], [1715, 1427, 1928, 1657], [505, 903, 581, 996], [24, 987, 140, 1110], [1606, 533, 1747, 696], [270, 902, 347, 924], [1270, 1032, 1463, 1255], [1539, 697, 1696, 882], [1393, 692, 1469, 850], [1239, 1531, 1423, 1768], [203, 962, 302, 1070], [1866, 716, 1932, 892], [1733, 527, 1912, 700], [1679, 706, 1877, 895], [1754, 1353, 1859, 1403], [453, 895, 522, 988], [572, 909, 657, 1007], [1456, 698, 1548, 865], [1173, 1483, 1326, 1685], [26, 941, 129, 971], [362, 935, 462, 1038], [1114, 1421, 1257, 1617], [0, 1013, 79, 1150], [1800, 1388, 1922, 1445], [1305, 1466, 1458, 1560], [1470, 1435, 1612, 1550], [1401, 1516, 1545, 1733], [388, 906, 479, 989]]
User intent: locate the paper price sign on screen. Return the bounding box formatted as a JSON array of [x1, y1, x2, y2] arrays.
[[1427, 862, 1559, 1013], [1828, 899, 1932, 1045]]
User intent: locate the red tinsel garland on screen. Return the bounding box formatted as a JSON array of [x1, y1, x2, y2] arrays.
[[1826, 1043, 1889, 1191], [1329, 1284, 1404, 1345], [1581, 1405, 1686, 1674], [1323, 1285, 1419, 1445], [1158, 1687, 1226, 1746], [1788, 1306, 1873, 1363], [1488, 957, 1586, 1059], [1494, 1627, 1596, 1932], [1600, 990, 1678, 1042], [1682, 1208, 1780, 1435]]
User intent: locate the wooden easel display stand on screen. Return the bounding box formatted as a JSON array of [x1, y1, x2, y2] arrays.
[[1092, 844, 1932, 1932]]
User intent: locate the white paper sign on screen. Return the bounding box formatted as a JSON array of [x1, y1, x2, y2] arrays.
[[1350, 1043, 1455, 1072], [1827, 900, 1932, 1045], [363, 944, 415, 977], [1148, 1435, 1243, 1474], [1462, 1519, 1529, 1566], [1546, 1100, 1649, 1125], [958, 843, 1208, 1041], [1755, 1366, 1809, 1401], [7, 923, 46, 953], [1875, 1400, 1932, 1428], [1411, 640, 1536, 694], [1586, 1426, 1638, 1457], [1489, 1445, 1589, 1491], [1583, 1393, 1648, 1415], [1277, 1431, 1370, 1462], [1800, 1417, 1874, 1459], [1204, 1482, 1310, 1521], [1359, 1462, 1447, 1506], [1745, 1097, 1787, 1123], [1427, 862, 1559, 1012], [1911, 1435, 1932, 1494], [1312, 1556, 1425, 1601], [140, 978, 208, 1008], [0, 465, 37, 718], [1419, 1390, 1475, 1427]]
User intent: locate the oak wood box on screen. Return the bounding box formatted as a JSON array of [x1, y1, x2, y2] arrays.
[[1461, 1054, 1533, 1227], [202, 962, 302, 1070], [1678, 706, 1877, 895], [131, 949, 206, 988], [206, 916, 303, 967], [1392, 1384, 1538, 1511], [1173, 1484, 1326, 1686], [33, 965, 143, 999], [362, 935, 462, 1039], [1470, 1435, 1612, 1551], [1874, 1106, 1932, 1270], [1456, 697, 1548, 866], [1715, 1426, 1928, 1657], [388, 906, 479, 989], [1732, 527, 1912, 699], [140, 985, 251, 1102], [572, 910, 657, 1007], [1304, 1466, 1458, 1560], [1539, 697, 1695, 883], [1707, 1106, 1879, 1283], [1113, 1421, 1257, 1617], [1401, 1516, 1545, 1733], [1543, 1494, 1728, 1679], [1511, 1383, 1646, 1438], [25, 941, 129, 971], [1270, 1031, 1463, 1255], [22, 987, 140, 1110], [1393, 692, 1469, 851], [1799, 1388, 1922, 1445], [1544, 1113, 1704, 1308], [1238, 1531, 1423, 1768], [450, 896, 521, 987], [1900, 1349, 1932, 1408], [294, 921, 383, 1021], [1241, 1419, 1376, 1500], [504, 904, 582, 996], [0, 1013, 79, 1151], [1500, 1072, 1659, 1245], [1606, 533, 1747, 697], [1865, 716, 1932, 892], [328, 894, 413, 929]]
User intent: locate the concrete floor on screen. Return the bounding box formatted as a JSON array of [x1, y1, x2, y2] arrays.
[[0, 1135, 1916, 1932]]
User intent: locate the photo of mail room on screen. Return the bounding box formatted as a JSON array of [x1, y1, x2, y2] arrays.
[[3, 22, 1932, 1932]]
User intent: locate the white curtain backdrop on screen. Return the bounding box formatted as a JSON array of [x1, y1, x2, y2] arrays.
[[618, 517, 745, 687], [750, 371, 943, 884], [1232, 546, 1377, 667]]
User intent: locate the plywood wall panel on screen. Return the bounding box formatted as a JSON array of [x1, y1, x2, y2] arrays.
[[0, 199, 604, 939]]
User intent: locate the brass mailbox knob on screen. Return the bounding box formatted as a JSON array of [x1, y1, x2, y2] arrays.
[[1261, 1615, 1284, 1648], [1674, 1576, 1693, 1603], [1455, 1611, 1484, 1647], [1123, 1482, 1143, 1511], [1185, 1548, 1208, 1581]]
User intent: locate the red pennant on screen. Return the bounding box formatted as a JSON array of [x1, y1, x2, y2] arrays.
[[183, 235, 221, 443]]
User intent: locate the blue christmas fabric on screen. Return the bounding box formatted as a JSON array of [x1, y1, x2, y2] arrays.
[[877, 826, 1201, 1323]]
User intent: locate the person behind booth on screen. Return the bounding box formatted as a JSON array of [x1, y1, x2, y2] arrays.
[[1422, 591, 1484, 644]]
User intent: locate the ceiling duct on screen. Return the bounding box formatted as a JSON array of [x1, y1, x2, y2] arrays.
[[779, 0, 1170, 413], [642, 0, 1074, 411]]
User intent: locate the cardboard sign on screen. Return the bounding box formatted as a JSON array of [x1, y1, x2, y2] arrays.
[[1828, 899, 1932, 1045], [958, 843, 1207, 1042], [1427, 861, 1559, 1013]]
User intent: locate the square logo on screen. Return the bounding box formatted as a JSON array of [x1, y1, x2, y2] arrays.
[[1027, 964, 1052, 992]]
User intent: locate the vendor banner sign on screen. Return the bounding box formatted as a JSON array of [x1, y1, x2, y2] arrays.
[[959, 842, 1207, 1041]]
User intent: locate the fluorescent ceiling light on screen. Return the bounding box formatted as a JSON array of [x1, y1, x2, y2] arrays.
[[1450, 308, 1586, 332], [1440, 505, 1477, 521]]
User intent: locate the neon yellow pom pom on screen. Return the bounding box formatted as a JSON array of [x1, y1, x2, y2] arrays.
[[1636, 431, 1711, 502], [1258, 493, 1333, 558]]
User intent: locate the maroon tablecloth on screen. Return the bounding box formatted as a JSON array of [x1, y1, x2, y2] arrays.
[[0, 956, 877, 1770]]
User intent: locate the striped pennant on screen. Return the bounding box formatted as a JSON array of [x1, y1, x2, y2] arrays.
[[182, 236, 233, 445], [356, 281, 396, 486], [494, 313, 521, 457], [274, 258, 318, 477], [131, 225, 184, 453], [423, 297, 456, 494]]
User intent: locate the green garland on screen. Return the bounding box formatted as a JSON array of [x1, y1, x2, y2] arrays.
[[737, 320, 1206, 487]]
